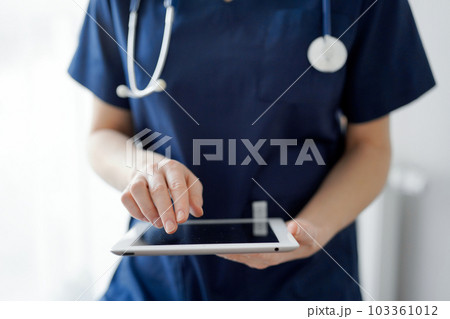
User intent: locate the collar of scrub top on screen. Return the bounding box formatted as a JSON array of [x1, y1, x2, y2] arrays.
[[116, 0, 175, 98]]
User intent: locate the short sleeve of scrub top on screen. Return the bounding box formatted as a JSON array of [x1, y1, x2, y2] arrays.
[[341, 0, 435, 123], [68, 0, 130, 109]]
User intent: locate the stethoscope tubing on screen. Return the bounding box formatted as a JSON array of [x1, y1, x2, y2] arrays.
[[322, 0, 332, 36], [117, 0, 174, 98], [117, 0, 346, 99]]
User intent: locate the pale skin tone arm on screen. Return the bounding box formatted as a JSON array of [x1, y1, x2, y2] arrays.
[[89, 97, 391, 269], [88, 97, 203, 234]]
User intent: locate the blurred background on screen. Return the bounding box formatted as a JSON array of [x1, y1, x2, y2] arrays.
[[0, 0, 448, 300]]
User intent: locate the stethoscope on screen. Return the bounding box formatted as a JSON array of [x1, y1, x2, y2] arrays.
[[117, 0, 348, 99], [117, 0, 174, 98]]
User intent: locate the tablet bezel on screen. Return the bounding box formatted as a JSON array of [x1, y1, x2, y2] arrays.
[[111, 218, 299, 256]]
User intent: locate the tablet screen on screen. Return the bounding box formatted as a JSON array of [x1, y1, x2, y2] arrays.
[[133, 222, 278, 246]]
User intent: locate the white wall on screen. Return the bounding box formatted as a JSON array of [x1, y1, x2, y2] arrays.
[[392, 0, 450, 175], [0, 0, 128, 300]]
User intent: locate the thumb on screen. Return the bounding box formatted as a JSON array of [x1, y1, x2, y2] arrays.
[[287, 220, 316, 244]]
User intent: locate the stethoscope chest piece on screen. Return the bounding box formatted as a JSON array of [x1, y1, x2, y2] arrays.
[[307, 35, 347, 73]]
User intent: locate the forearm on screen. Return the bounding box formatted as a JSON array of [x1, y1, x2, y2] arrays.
[[87, 129, 164, 191], [298, 141, 391, 241]]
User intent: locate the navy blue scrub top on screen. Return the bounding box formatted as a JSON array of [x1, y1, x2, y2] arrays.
[[69, 0, 435, 300]]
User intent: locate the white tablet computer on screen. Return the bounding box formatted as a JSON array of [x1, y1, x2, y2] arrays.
[[111, 218, 299, 256]]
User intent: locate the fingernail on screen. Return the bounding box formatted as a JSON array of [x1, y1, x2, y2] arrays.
[[176, 210, 185, 222], [296, 224, 301, 235], [165, 220, 176, 233]]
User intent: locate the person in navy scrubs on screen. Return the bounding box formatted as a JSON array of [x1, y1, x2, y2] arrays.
[[69, 0, 435, 300]]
